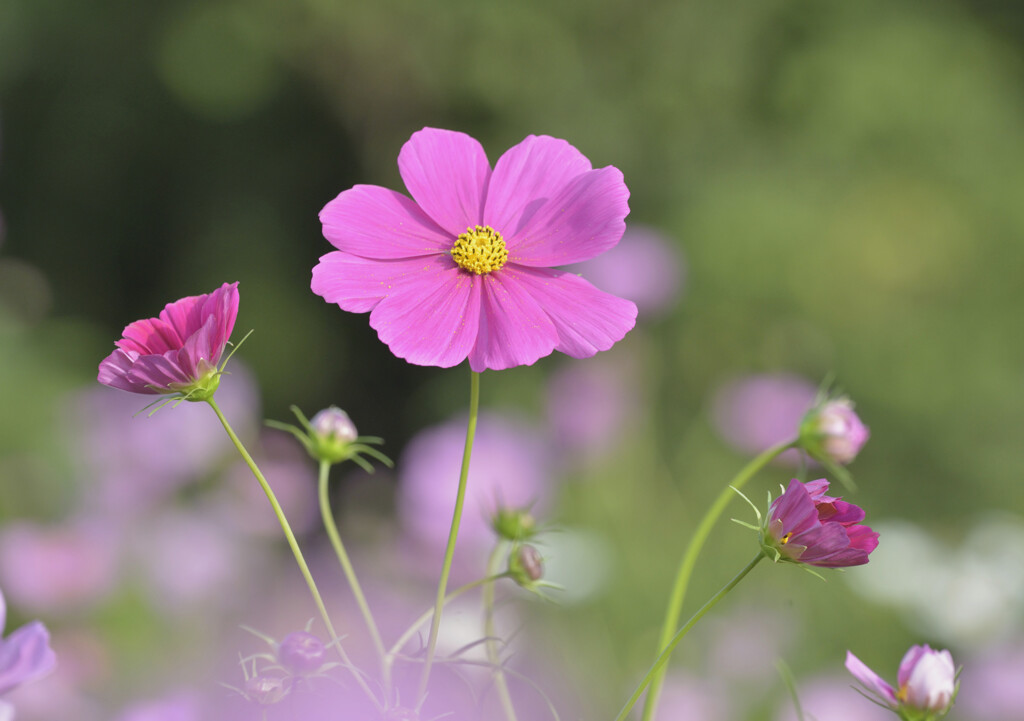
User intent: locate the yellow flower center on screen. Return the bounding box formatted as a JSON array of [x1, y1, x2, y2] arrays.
[[779, 532, 793, 545], [451, 225, 508, 275]]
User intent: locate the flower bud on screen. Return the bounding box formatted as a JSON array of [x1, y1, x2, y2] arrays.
[[509, 545, 544, 587], [798, 398, 869, 465], [492, 507, 537, 542], [277, 631, 326, 675], [308, 406, 359, 464], [245, 675, 287, 705], [846, 645, 957, 720]]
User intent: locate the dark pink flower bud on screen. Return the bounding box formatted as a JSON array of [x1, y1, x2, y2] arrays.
[[846, 645, 957, 717], [277, 631, 326, 675], [98, 282, 239, 401], [799, 398, 869, 465], [764, 479, 878, 568]]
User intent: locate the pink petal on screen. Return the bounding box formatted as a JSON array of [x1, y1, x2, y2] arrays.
[[898, 645, 930, 688], [312, 251, 450, 313], [398, 128, 491, 237], [844, 524, 879, 554], [503, 266, 637, 358], [320, 184, 455, 259], [368, 264, 482, 368], [98, 349, 159, 394], [483, 135, 592, 235], [0, 621, 57, 695], [126, 353, 191, 391], [846, 651, 899, 707], [467, 271, 559, 372], [505, 166, 629, 267], [118, 316, 183, 355]]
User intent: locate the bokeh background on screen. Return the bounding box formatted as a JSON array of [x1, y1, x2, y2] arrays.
[[2, 0, 1023, 718]]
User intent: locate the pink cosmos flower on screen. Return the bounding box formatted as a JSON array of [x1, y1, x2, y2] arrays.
[[312, 128, 638, 371], [98, 282, 239, 398], [0, 588, 57, 696], [846, 645, 957, 717], [764, 479, 878, 567]]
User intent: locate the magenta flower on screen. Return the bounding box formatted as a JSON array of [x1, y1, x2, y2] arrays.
[[98, 282, 239, 399], [799, 397, 870, 465], [764, 479, 878, 567], [312, 128, 638, 371], [0, 588, 57, 696], [846, 645, 957, 718]]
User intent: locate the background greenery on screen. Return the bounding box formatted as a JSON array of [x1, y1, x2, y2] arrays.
[[2, 0, 1022, 718]]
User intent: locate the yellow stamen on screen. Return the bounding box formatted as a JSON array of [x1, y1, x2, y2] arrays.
[[780, 532, 793, 545], [451, 225, 508, 275]]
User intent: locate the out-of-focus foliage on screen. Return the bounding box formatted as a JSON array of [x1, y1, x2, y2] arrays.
[[2, 0, 1023, 718]]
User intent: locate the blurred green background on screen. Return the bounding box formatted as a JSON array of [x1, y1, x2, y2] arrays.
[[2, 0, 1023, 718]]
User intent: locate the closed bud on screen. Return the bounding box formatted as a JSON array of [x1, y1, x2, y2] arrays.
[[277, 631, 326, 675], [798, 398, 869, 465], [509, 544, 544, 586], [492, 507, 537, 542], [246, 675, 287, 705]]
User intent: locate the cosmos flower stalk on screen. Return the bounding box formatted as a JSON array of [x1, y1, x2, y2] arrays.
[[846, 645, 958, 720]]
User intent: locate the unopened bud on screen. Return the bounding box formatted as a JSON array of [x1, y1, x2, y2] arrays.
[[798, 398, 869, 465], [509, 545, 544, 586], [309, 406, 359, 464], [277, 631, 326, 675], [492, 507, 537, 542], [246, 675, 287, 705]]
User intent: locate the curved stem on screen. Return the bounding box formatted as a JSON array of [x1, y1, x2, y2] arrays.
[[417, 369, 481, 704], [640, 440, 795, 721], [318, 460, 388, 686], [484, 543, 519, 721], [615, 553, 765, 721], [383, 573, 506, 679], [206, 399, 380, 710]]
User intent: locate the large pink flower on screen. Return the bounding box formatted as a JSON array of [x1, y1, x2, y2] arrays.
[[764, 479, 878, 568], [312, 128, 638, 371], [98, 282, 239, 397]]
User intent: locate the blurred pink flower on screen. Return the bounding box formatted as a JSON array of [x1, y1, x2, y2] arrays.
[[0, 521, 118, 612], [846, 645, 956, 716], [655, 672, 731, 721], [545, 357, 634, 462], [312, 127, 637, 371], [98, 282, 239, 398], [711, 373, 818, 462], [68, 363, 259, 514], [800, 398, 870, 465], [114, 692, 204, 721], [397, 413, 553, 559], [567, 224, 683, 318], [765, 479, 878, 568], [958, 638, 1024, 719], [133, 509, 247, 612], [0, 588, 56, 696], [775, 676, 893, 721], [216, 433, 319, 537]]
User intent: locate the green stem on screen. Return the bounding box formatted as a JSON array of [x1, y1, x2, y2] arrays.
[[417, 369, 481, 703], [640, 439, 794, 721], [484, 543, 519, 721], [383, 573, 506, 677], [206, 398, 380, 710], [615, 553, 765, 721], [318, 460, 388, 686]]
